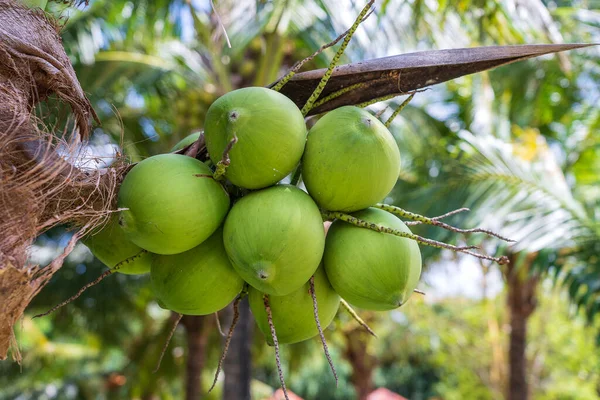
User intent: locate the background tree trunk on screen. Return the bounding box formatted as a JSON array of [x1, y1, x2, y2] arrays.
[[222, 298, 253, 400], [506, 254, 539, 400], [182, 315, 211, 400], [343, 328, 376, 400]]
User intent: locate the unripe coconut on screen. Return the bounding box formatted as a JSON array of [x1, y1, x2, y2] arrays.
[[83, 214, 151, 275], [151, 227, 244, 315], [248, 266, 340, 345], [204, 87, 307, 189], [324, 207, 422, 310], [118, 154, 229, 255], [223, 185, 325, 296], [302, 106, 401, 212], [157, 299, 168, 310], [170, 132, 201, 152]]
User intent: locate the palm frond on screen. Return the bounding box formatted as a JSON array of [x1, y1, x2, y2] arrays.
[[452, 130, 595, 252]]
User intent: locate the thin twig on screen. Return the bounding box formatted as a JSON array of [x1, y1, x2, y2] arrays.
[[324, 211, 509, 264], [208, 295, 242, 394], [264, 294, 289, 400], [153, 313, 183, 373], [210, 0, 231, 48], [311, 83, 366, 109], [323, 211, 478, 251], [111, 250, 149, 271], [213, 135, 237, 180], [340, 299, 377, 338], [375, 106, 388, 119], [300, 0, 375, 116], [413, 289, 426, 295], [357, 89, 428, 110], [309, 276, 338, 385], [271, 9, 374, 93], [405, 208, 470, 225], [33, 269, 113, 318], [356, 93, 398, 108], [375, 204, 515, 242], [214, 312, 226, 337], [33, 249, 148, 319], [384, 93, 415, 127]]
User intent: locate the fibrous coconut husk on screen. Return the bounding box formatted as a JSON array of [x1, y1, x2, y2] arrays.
[[0, 0, 126, 360]]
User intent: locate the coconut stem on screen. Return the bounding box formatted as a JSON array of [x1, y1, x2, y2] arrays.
[[271, 9, 374, 93], [383, 93, 415, 128], [33, 269, 114, 318], [153, 313, 183, 373], [214, 312, 226, 337], [311, 83, 367, 109], [290, 164, 302, 186], [339, 299, 377, 338], [405, 207, 470, 224], [309, 276, 339, 386], [33, 249, 148, 319], [213, 135, 238, 181], [355, 94, 398, 109], [357, 89, 428, 110], [300, 0, 375, 116], [263, 294, 289, 400], [208, 294, 243, 394], [111, 250, 149, 272], [375, 106, 388, 119], [375, 203, 515, 242], [323, 211, 509, 265]]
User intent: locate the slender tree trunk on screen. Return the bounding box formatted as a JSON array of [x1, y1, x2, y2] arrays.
[[506, 254, 539, 400], [222, 298, 253, 400], [182, 315, 210, 400], [508, 306, 528, 400], [482, 263, 506, 397], [343, 328, 376, 400]]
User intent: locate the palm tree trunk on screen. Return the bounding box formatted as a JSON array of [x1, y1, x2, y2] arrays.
[[223, 298, 253, 400], [508, 304, 528, 400], [182, 315, 210, 400], [343, 328, 376, 400], [506, 254, 539, 400]]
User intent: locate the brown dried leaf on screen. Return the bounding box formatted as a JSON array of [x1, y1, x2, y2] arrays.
[[272, 44, 595, 114], [0, 0, 98, 136]]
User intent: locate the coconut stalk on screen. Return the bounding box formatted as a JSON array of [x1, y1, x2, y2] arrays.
[[0, 0, 594, 360]]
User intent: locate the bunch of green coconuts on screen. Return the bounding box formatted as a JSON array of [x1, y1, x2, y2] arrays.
[[84, 86, 421, 349]]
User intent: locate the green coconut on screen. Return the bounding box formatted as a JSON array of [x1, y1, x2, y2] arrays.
[[156, 299, 168, 310], [302, 106, 401, 212], [324, 207, 422, 310], [151, 227, 244, 315], [170, 132, 201, 152], [118, 154, 230, 255], [83, 214, 151, 275], [248, 266, 340, 345], [204, 87, 307, 189], [223, 185, 325, 296]]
